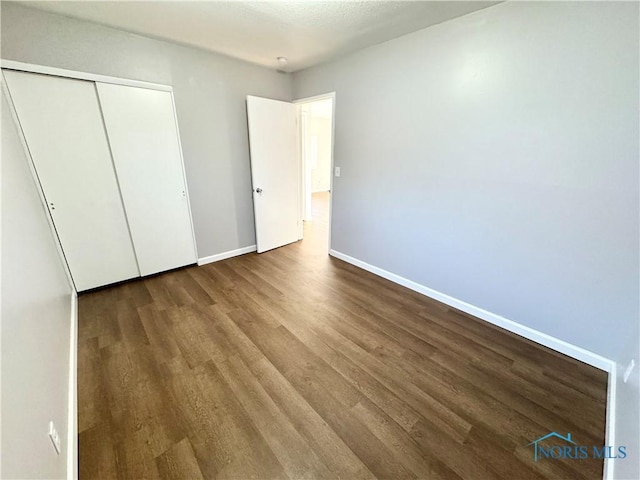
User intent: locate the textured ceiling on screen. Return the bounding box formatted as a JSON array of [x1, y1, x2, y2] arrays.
[[17, 1, 500, 72]]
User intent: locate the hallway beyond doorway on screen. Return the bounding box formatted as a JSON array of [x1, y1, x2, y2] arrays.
[[301, 191, 330, 254]]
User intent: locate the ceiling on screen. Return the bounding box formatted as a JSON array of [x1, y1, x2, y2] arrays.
[[18, 1, 500, 72]]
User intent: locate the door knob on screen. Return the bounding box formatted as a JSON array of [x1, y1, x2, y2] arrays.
[[255, 188, 263, 194]]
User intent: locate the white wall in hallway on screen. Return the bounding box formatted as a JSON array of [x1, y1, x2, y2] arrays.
[[309, 116, 332, 192]]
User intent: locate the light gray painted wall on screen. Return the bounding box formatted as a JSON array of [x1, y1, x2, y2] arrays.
[[1, 89, 74, 479], [294, 2, 639, 474], [0, 2, 293, 259]]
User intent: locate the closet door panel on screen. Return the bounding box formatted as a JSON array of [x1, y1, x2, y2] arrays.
[[3, 70, 140, 291], [95, 83, 197, 276]]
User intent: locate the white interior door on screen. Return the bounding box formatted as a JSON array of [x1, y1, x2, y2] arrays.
[[3, 70, 140, 291], [246, 95, 299, 253], [96, 83, 197, 276]]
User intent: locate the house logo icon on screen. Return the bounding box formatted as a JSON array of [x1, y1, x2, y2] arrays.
[[528, 431, 628, 462], [528, 432, 575, 462]]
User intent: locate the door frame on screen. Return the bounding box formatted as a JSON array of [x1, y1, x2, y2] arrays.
[[293, 92, 336, 250]]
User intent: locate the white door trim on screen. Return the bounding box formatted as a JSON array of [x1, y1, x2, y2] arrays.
[[1, 59, 172, 92], [293, 92, 337, 105], [294, 92, 336, 251]]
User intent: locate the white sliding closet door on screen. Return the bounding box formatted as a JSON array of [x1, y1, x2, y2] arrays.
[[96, 83, 197, 276], [3, 70, 140, 291], [4, 70, 139, 291]]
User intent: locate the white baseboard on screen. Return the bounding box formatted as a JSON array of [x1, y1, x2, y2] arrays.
[[329, 249, 613, 371], [67, 291, 78, 480], [603, 363, 617, 480], [329, 248, 617, 480], [198, 245, 257, 266]]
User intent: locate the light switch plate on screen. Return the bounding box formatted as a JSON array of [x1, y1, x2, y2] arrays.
[[334, 166, 341, 177], [623, 359, 635, 383], [48, 421, 61, 455]]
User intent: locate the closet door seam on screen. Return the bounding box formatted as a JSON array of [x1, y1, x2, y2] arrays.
[[93, 82, 142, 278]]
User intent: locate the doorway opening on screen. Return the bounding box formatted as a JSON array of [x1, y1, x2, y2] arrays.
[[295, 93, 335, 253]]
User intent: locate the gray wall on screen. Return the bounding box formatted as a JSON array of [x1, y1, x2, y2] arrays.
[[294, 2, 639, 477], [1, 2, 293, 259], [1, 90, 74, 479]]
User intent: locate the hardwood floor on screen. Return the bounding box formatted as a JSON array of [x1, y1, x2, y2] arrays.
[[78, 192, 608, 479]]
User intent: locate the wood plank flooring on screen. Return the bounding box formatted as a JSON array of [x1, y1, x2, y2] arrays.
[[78, 191, 608, 479]]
